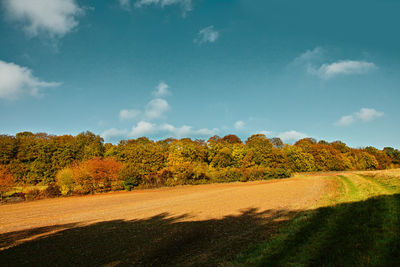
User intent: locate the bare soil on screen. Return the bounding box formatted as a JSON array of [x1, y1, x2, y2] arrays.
[[0, 177, 329, 265]]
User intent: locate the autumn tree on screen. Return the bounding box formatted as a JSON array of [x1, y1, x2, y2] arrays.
[[72, 157, 122, 194], [245, 134, 273, 166], [0, 165, 16, 200]]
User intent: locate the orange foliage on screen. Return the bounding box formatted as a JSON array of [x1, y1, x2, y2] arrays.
[[0, 165, 16, 198], [72, 157, 122, 194]]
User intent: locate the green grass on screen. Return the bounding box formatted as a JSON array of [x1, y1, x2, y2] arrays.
[[233, 171, 400, 266]]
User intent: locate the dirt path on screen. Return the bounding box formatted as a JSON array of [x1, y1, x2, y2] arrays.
[[0, 177, 327, 236]]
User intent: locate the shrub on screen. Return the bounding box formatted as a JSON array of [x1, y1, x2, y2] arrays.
[[56, 168, 75, 195], [0, 165, 16, 200], [119, 164, 143, 191], [25, 189, 41, 201], [72, 157, 123, 193], [42, 184, 61, 198]]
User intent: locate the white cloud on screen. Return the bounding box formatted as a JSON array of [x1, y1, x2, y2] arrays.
[[2, 0, 83, 38], [119, 82, 170, 122], [194, 26, 219, 45], [314, 60, 376, 79], [134, 0, 193, 14], [293, 48, 376, 79], [129, 121, 157, 138], [145, 98, 170, 119], [196, 128, 219, 136], [118, 0, 131, 10], [101, 128, 128, 139], [293, 47, 324, 65], [259, 130, 272, 137], [153, 82, 169, 97], [161, 123, 218, 138], [234, 120, 245, 130], [335, 115, 355, 126], [103, 122, 217, 140], [0, 60, 60, 100], [119, 109, 141, 120], [278, 130, 308, 142], [335, 108, 384, 126], [355, 108, 384, 122], [160, 124, 192, 138]]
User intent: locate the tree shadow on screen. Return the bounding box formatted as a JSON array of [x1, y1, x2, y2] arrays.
[[236, 193, 400, 266], [0, 208, 297, 266]]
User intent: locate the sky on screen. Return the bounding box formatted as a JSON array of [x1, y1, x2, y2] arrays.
[[0, 0, 399, 148]]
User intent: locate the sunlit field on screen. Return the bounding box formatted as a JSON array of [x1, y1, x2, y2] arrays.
[[1, 169, 399, 266]]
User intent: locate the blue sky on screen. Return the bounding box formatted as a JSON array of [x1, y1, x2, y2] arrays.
[[0, 0, 399, 148]]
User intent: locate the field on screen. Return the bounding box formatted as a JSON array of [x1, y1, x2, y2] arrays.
[[0, 169, 399, 266]]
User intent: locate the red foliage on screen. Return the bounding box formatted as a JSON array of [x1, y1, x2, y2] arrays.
[[0, 165, 16, 197], [72, 157, 122, 193]]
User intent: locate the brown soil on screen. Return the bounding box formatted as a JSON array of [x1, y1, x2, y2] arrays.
[[0, 177, 329, 265]]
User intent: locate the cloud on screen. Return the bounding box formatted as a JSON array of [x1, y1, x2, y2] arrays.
[[335, 115, 355, 126], [292, 47, 324, 65], [234, 120, 245, 130], [119, 82, 170, 122], [194, 26, 219, 45], [145, 98, 170, 119], [313, 60, 376, 79], [292, 47, 376, 79], [119, 109, 141, 120], [355, 108, 384, 122], [129, 121, 157, 138], [160, 124, 192, 138], [118, 0, 131, 10], [0, 60, 60, 100], [134, 0, 193, 14], [278, 130, 308, 142], [259, 130, 272, 137], [153, 82, 169, 97], [102, 122, 217, 140], [196, 128, 218, 136], [335, 108, 384, 126], [161, 123, 218, 138], [2, 0, 83, 38], [101, 128, 128, 139]]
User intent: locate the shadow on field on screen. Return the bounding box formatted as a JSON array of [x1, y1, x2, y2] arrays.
[[0, 208, 296, 266], [236, 193, 400, 266], [1, 194, 400, 266]]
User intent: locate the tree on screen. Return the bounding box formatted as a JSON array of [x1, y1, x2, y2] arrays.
[[284, 146, 316, 172], [0, 165, 16, 200], [0, 135, 17, 164], [72, 157, 122, 194], [56, 168, 75, 195], [75, 131, 104, 160], [270, 137, 284, 149], [245, 134, 273, 166], [295, 138, 317, 152], [222, 135, 242, 144], [383, 147, 400, 165]]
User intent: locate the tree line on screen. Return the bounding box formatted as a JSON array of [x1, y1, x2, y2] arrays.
[[0, 131, 399, 198]]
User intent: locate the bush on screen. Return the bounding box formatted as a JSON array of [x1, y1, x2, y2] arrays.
[[119, 165, 142, 191], [25, 189, 41, 201], [72, 157, 122, 193], [56, 168, 75, 195], [42, 184, 61, 198], [265, 168, 292, 179], [72, 185, 91, 195]]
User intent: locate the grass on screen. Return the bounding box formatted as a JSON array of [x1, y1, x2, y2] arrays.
[[233, 170, 400, 266]]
